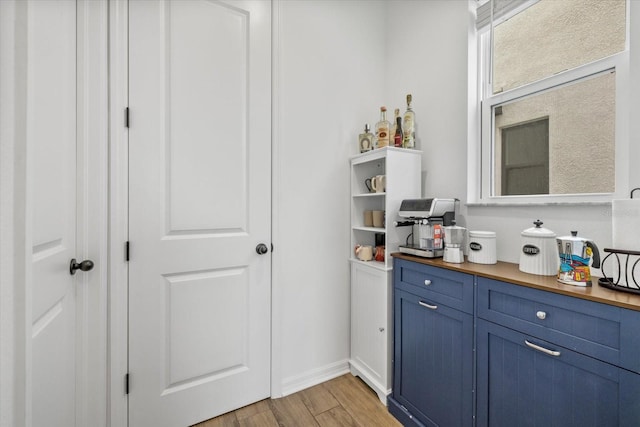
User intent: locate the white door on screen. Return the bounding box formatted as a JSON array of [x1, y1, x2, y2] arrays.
[[30, 1, 89, 426], [128, 1, 272, 425]]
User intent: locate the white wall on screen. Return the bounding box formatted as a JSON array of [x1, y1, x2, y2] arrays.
[[1, 2, 28, 425], [273, 0, 387, 395], [385, 0, 469, 203], [274, 0, 640, 397]]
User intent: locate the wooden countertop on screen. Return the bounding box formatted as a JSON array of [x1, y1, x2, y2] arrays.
[[392, 253, 640, 312]]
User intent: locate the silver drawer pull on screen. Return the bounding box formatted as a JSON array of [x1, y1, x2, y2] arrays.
[[525, 340, 561, 357], [424, 279, 432, 286], [536, 311, 547, 320], [419, 300, 438, 310]]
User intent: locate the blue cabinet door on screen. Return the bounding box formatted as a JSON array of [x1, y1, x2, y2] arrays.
[[392, 288, 474, 427], [477, 319, 640, 427]]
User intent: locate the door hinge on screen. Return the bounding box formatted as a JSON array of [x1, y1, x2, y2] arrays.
[[125, 107, 130, 128], [125, 373, 130, 394], [125, 241, 130, 262]]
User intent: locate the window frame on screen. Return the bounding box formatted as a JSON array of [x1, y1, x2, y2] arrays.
[[468, 0, 630, 206]]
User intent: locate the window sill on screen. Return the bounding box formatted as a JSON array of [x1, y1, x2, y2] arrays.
[[466, 200, 612, 208]]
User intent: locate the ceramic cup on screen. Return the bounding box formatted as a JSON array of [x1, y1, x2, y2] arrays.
[[372, 210, 385, 228], [355, 245, 373, 261], [372, 175, 386, 193], [364, 177, 375, 193], [363, 210, 373, 227]]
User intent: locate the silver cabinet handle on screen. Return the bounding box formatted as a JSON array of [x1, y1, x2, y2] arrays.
[[419, 300, 437, 310], [525, 340, 561, 357], [379, 327, 385, 332], [424, 279, 432, 286], [536, 311, 547, 320]]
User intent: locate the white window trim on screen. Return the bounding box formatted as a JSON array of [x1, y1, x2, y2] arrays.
[[468, 0, 631, 206]]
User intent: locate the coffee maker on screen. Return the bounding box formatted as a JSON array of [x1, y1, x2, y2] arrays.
[[395, 198, 457, 258]]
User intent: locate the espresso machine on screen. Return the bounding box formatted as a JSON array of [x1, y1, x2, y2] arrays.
[[395, 198, 458, 258]]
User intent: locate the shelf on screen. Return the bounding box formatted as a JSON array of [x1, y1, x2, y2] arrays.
[[349, 258, 392, 271], [353, 192, 385, 198], [350, 146, 422, 165], [353, 226, 385, 233]]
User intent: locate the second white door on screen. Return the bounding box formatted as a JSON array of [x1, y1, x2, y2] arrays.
[[128, 1, 272, 425], [30, 2, 80, 426]]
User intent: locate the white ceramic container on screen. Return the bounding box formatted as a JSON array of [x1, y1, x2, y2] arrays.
[[468, 231, 497, 264], [519, 220, 559, 276]]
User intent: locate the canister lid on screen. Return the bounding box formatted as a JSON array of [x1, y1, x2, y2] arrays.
[[521, 219, 556, 238], [556, 230, 591, 242], [469, 230, 496, 238], [444, 225, 466, 231]]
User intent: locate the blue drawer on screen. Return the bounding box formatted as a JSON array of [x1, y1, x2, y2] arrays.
[[478, 277, 640, 373], [394, 259, 474, 314]]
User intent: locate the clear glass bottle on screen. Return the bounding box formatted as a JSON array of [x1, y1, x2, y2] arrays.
[[390, 108, 400, 145], [403, 94, 416, 148], [358, 124, 374, 153], [375, 106, 390, 149]]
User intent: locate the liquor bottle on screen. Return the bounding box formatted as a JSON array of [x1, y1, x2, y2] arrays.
[[394, 115, 403, 147], [402, 94, 415, 148], [390, 108, 400, 145], [375, 106, 390, 149], [358, 124, 374, 153]]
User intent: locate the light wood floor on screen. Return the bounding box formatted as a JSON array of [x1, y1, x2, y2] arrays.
[[193, 374, 402, 427]]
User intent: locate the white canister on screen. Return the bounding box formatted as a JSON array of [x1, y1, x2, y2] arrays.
[[518, 220, 559, 276], [468, 231, 497, 264]]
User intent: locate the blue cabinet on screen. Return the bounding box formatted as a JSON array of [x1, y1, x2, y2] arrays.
[[477, 276, 640, 427], [390, 257, 640, 427], [389, 259, 474, 427], [476, 320, 640, 427]]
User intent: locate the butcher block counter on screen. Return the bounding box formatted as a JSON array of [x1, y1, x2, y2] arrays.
[[392, 252, 640, 311]]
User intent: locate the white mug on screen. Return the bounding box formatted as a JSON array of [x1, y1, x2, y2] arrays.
[[371, 175, 386, 193], [355, 245, 373, 261]]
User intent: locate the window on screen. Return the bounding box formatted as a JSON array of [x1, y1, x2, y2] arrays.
[[471, 0, 629, 204], [500, 117, 549, 196]]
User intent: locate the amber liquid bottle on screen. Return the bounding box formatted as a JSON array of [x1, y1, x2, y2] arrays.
[[375, 106, 390, 148]]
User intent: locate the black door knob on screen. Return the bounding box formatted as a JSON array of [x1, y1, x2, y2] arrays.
[[69, 258, 94, 275], [256, 243, 269, 255]]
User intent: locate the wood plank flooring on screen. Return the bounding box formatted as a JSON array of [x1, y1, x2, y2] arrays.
[[193, 374, 402, 427]]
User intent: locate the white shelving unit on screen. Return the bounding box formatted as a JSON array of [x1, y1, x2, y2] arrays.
[[349, 147, 421, 404]]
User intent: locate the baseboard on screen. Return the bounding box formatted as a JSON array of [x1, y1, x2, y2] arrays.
[[348, 360, 391, 405], [279, 359, 350, 397]]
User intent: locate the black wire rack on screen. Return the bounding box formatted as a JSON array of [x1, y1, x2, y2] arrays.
[[598, 248, 640, 295]]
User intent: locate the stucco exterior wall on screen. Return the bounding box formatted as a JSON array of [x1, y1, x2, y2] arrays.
[[492, 0, 623, 195]]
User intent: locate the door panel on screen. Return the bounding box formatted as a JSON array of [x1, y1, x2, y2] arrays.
[[393, 289, 474, 427], [128, 1, 271, 425], [164, 267, 249, 386], [29, 1, 78, 426], [476, 320, 640, 426], [168, 0, 249, 232], [351, 264, 387, 383]]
